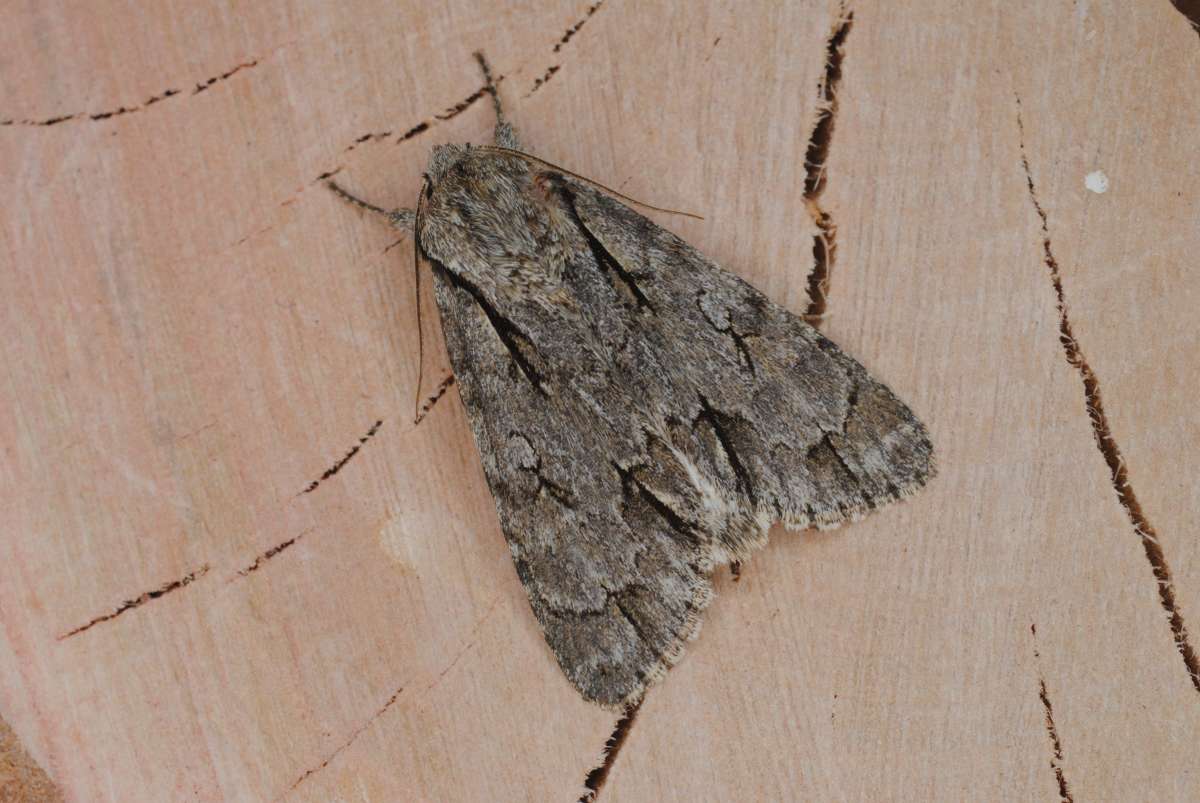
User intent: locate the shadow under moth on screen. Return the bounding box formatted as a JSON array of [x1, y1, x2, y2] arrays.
[[330, 54, 934, 708]]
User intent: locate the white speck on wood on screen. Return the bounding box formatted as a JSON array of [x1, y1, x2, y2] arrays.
[[1085, 170, 1109, 193]]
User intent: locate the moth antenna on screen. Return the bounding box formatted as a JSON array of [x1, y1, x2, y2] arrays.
[[473, 51, 505, 126], [326, 181, 415, 232], [472, 51, 521, 150], [476, 146, 703, 220], [411, 176, 432, 423], [325, 180, 427, 417]]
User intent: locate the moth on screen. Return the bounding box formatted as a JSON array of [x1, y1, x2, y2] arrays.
[[331, 54, 934, 708]]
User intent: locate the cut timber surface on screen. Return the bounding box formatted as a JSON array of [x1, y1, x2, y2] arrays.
[[2, 1, 1198, 800]]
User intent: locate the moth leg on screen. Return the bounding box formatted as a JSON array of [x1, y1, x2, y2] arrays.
[[326, 180, 415, 233], [473, 51, 522, 151]]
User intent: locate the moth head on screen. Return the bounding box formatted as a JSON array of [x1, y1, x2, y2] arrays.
[[427, 143, 466, 185]]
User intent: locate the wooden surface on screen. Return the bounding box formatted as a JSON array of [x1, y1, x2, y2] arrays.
[[3, 1, 1198, 800]]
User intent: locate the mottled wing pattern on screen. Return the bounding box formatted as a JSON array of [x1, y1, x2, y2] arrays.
[[423, 154, 933, 707], [431, 256, 716, 708], [565, 181, 935, 533]]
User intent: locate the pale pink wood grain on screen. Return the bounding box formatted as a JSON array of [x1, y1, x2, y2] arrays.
[[2, 1, 1197, 800]]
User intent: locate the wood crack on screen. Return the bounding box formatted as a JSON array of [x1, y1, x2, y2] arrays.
[[413, 374, 456, 426], [301, 419, 384, 495], [2, 57, 260, 127], [1016, 97, 1200, 693], [1031, 624, 1074, 803], [578, 700, 642, 802], [58, 564, 210, 639], [317, 80, 501, 180], [555, 1, 606, 53], [282, 684, 405, 798], [234, 529, 311, 578], [529, 1, 607, 95], [802, 5, 854, 325]]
